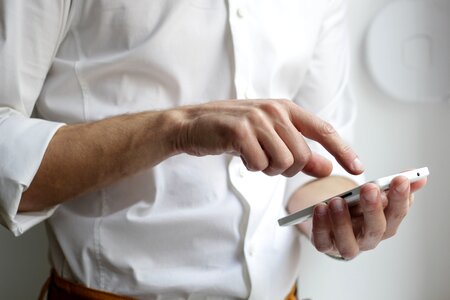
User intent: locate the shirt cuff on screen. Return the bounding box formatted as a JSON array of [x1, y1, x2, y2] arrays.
[[0, 111, 65, 236]]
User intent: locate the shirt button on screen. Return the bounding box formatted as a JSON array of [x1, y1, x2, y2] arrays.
[[236, 7, 246, 18], [245, 88, 256, 99], [248, 245, 256, 256], [239, 166, 246, 177]]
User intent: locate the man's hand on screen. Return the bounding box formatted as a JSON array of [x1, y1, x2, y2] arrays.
[[21, 99, 363, 212], [174, 99, 364, 178], [292, 176, 427, 260]]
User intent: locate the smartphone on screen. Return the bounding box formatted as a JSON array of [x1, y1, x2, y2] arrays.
[[278, 167, 429, 227]]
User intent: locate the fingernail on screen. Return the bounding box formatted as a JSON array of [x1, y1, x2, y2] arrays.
[[363, 188, 378, 204], [395, 179, 409, 193], [330, 198, 344, 212], [351, 157, 364, 172]]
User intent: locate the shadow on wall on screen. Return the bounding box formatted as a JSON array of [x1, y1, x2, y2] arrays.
[[0, 224, 50, 299], [365, 0, 450, 104]]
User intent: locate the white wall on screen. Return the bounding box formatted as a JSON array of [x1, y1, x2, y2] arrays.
[[1, 1, 449, 299], [298, 0, 450, 299]]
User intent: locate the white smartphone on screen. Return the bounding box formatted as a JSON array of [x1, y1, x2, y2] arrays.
[[278, 167, 429, 227]]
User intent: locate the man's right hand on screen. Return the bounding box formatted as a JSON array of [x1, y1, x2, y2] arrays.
[[20, 99, 363, 212], [173, 99, 364, 178]]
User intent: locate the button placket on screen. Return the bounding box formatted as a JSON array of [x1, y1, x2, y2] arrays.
[[244, 86, 257, 99], [238, 165, 246, 177], [236, 7, 247, 19], [227, 0, 251, 99], [248, 243, 256, 256]]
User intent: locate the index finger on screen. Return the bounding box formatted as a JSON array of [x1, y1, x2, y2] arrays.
[[288, 104, 364, 175], [410, 177, 427, 193]]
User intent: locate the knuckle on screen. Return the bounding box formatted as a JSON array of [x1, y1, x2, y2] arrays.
[[232, 120, 251, 139], [285, 160, 306, 177], [263, 166, 279, 176], [290, 148, 311, 171], [363, 201, 381, 214], [366, 228, 385, 241], [246, 107, 266, 123], [277, 154, 294, 170], [277, 98, 292, 107], [231, 131, 246, 146], [359, 242, 376, 252], [298, 148, 312, 165], [312, 234, 333, 253], [338, 143, 353, 158], [320, 121, 336, 136], [251, 159, 269, 172], [391, 210, 408, 222], [383, 228, 398, 239], [282, 167, 298, 178], [260, 100, 286, 118], [330, 206, 348, 222], [312, 224, 329, 235]]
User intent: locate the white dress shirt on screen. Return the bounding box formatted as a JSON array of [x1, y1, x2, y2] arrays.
[[0, 0, 360, 299]]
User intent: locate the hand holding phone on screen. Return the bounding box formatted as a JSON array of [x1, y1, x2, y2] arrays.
[[278, 167, 430, 226]]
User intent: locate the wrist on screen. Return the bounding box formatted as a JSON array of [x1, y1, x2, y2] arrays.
[[160, 107, 190, 156]]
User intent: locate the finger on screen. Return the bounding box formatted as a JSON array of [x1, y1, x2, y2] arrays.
[[274, 119, 333, 178], [349, 189, 388, 217], [383, 176, 410, 239], [351, 216, 365, 234], [281, 143, 333, 178], [275, 123, 313, 177], [409, 193, 415, 207], [380, 190, 388, 208], [395, 168, 427, 193], [329, 198, 360, 259], [288, 104, 364, 175], [239, 129, 269, 172], [257, 127, 294, 176], [311, 204, 334, 253], [357, 184, 386, 251], [300, 152, 333, 178], [410, 177, 427, 193], [349, 203, 363, 217]]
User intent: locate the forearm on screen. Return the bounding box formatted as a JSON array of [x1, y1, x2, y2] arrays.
[[19, 98, 363, 212], [19, 110, 181, 212], [287, 176, 358, 236]]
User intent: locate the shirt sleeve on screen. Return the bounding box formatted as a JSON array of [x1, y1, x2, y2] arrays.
[[0, 0, 71, 236], [285, 0, 365, 203]]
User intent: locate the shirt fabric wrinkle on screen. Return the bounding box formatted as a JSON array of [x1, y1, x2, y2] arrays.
[[0, 1, 362, 299]]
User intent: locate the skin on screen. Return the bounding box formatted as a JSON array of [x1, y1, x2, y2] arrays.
[[20, 99, 362, 211], [289, 175, 427, 259], [18, 98, 426, 258]]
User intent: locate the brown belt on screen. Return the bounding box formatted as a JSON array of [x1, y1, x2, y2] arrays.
[[39, 269, 297, 300], [39, 270, 135, 300]]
